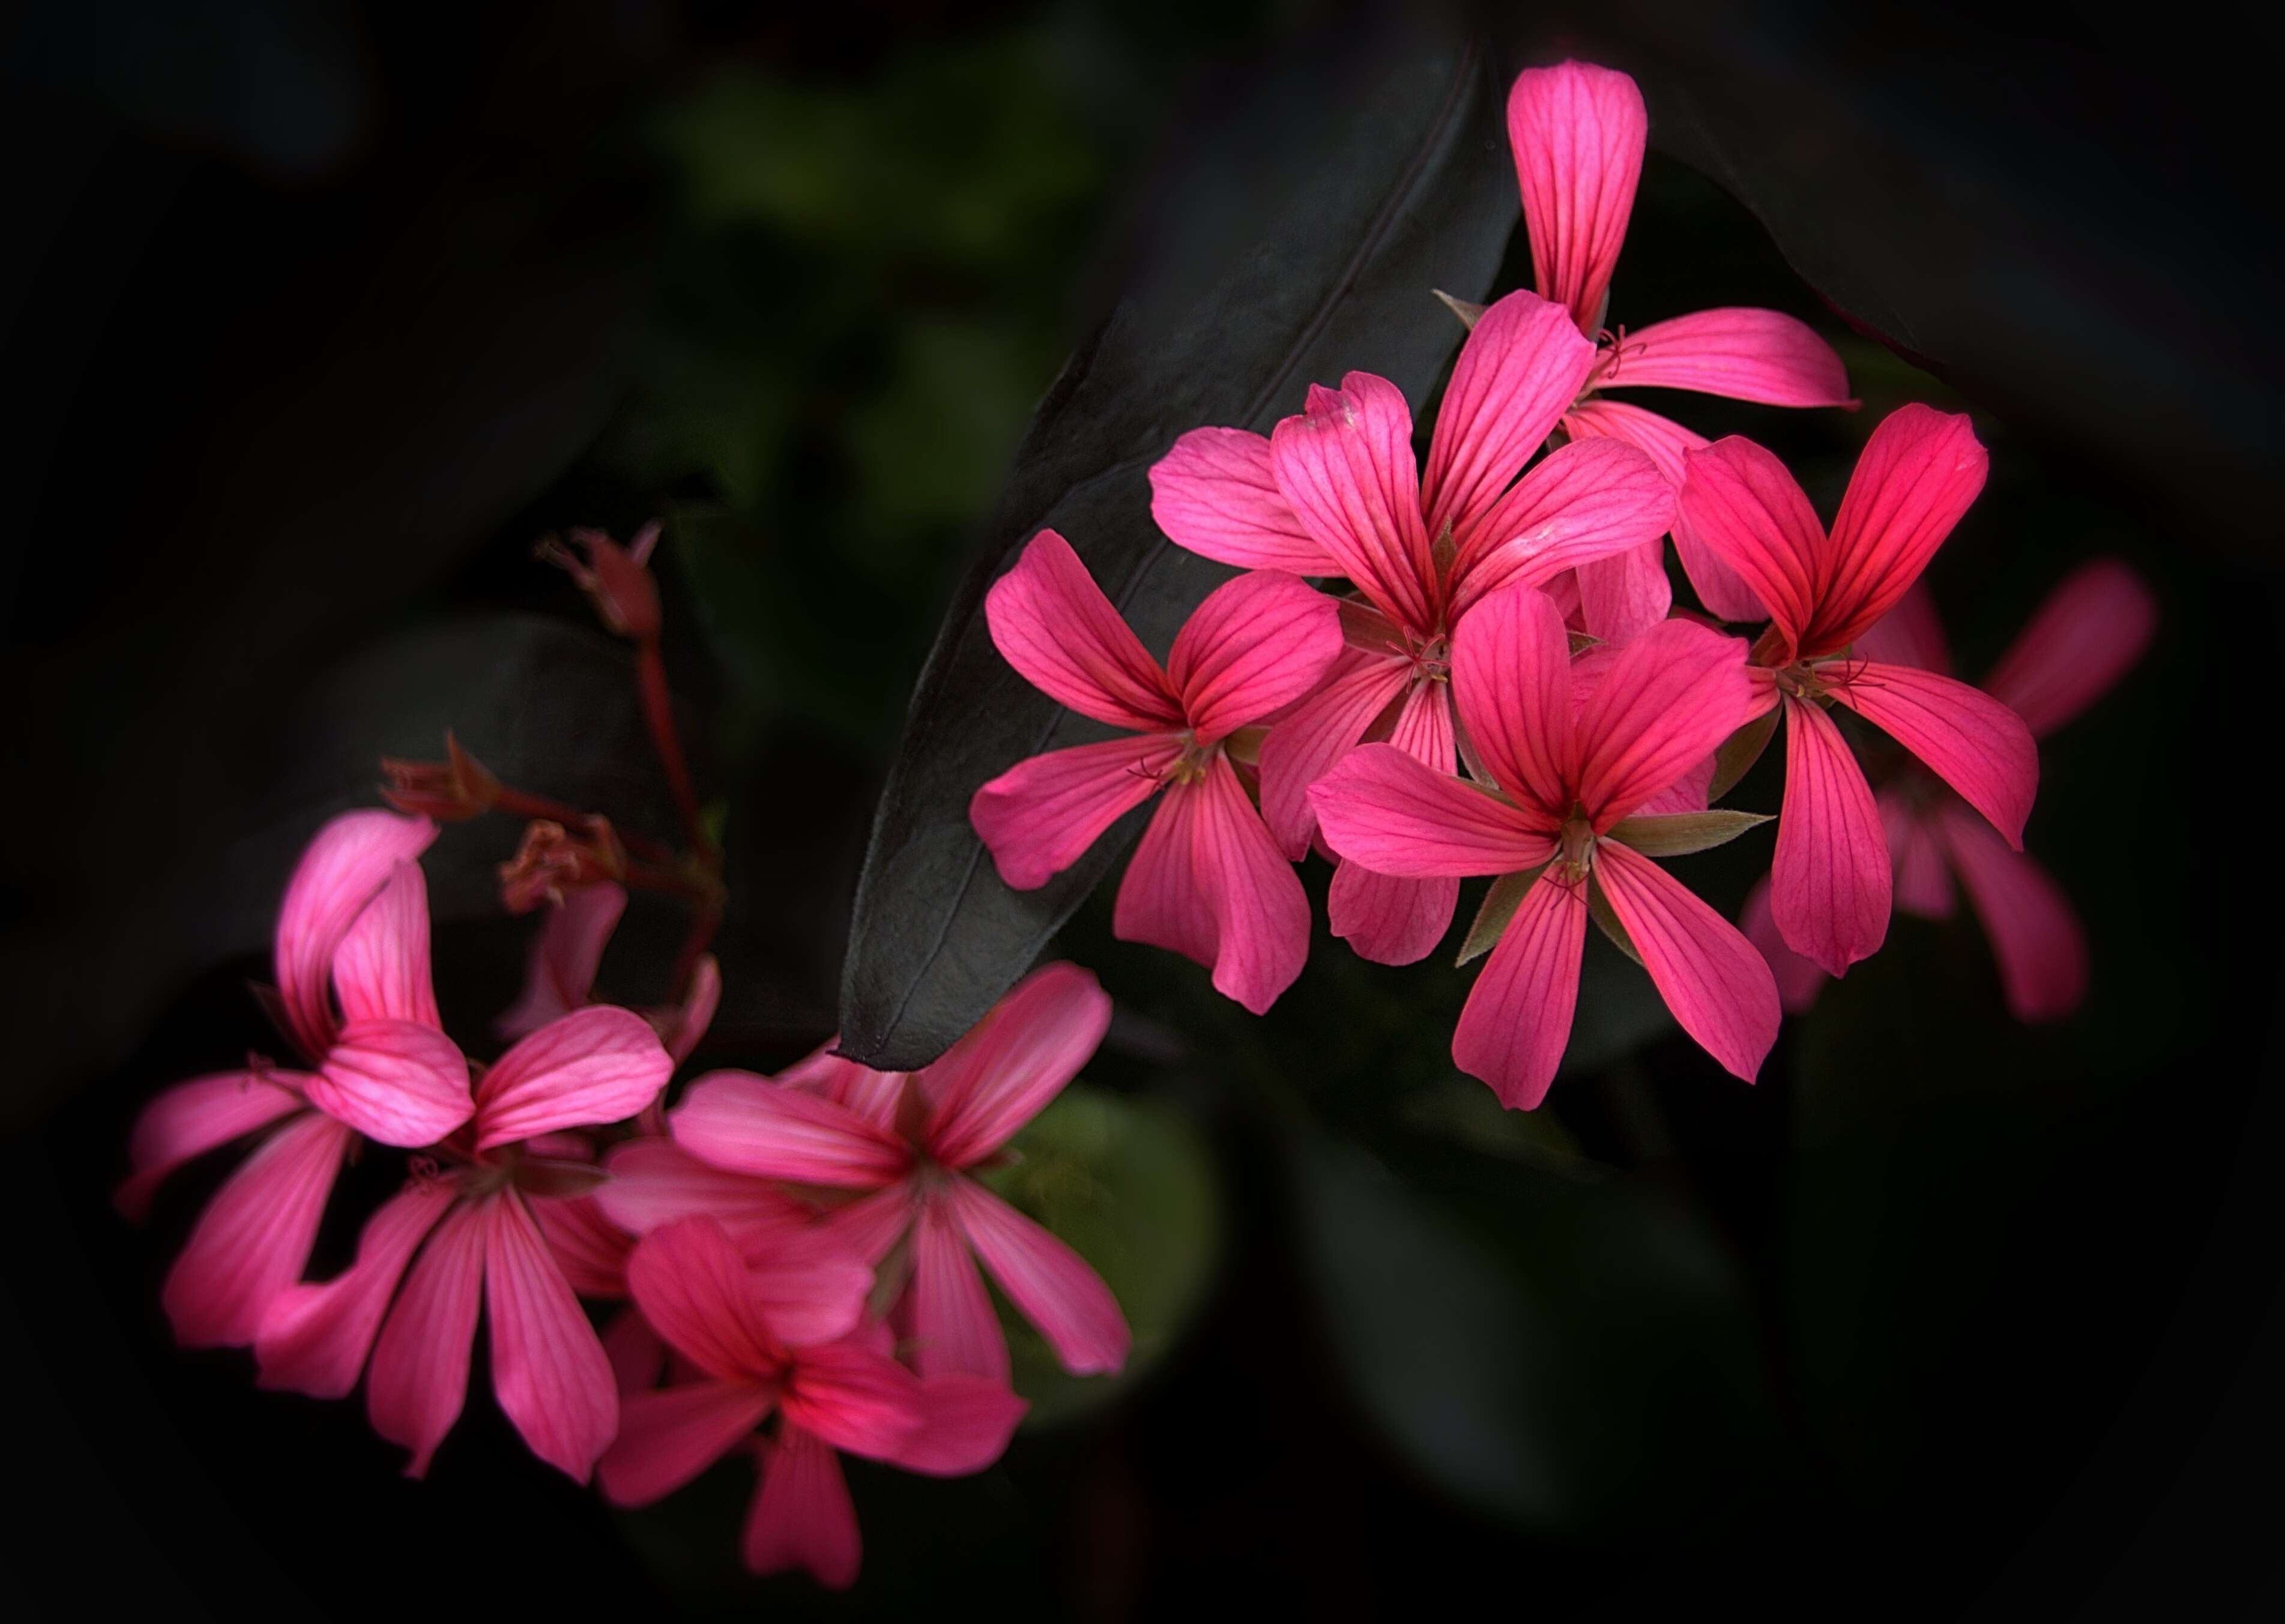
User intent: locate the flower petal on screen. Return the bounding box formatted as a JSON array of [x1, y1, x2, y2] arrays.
[[780, 1336, 925, 1459], [971, 734, 1180, 892], [496, 882, 626, 1042], [161, 1110, 352, 1347], [890, 1374, 1028, 1476], [367, 1197, 486, 1477], [1328, 679, 1460, 964], [947, 1177, 1129, 1375], [1450, 579, 1575, 813], [1811, 405, 1987, 655], [1575, 617, 1752, 827], [484, 1191, 620, 1482], [1256, 648, 1411, 857], [1309, 744, 1556, 878], [598, 1380, 776, 1506], [1450, 436, 1675, 616], [1269, 373, 1435, 631], [1506, 59, 1645, 330], [923, 962, 1111, 1169], [274, 810, 438, 1060], [1168, 570, 1344, 744], [117, 1070, 304, 1221], [623, 1216, 789, 1383], [1935, 803, 2089, 1022], [1983, 558, 2157, 737], [1825, 662, 2037, 847], [1451, 871, 1587, 1109], [1592, 841, 1780, 1084], [982, 529, 1182, 730], [1598, 307, 1853, 406], [746, 1426, 862, 1588], [1422, 289, 1598, 546], [475, 1005, 674, 1150], [1575, 538, 1673, 644], [1677, 436, 1826, 660], [909, 1198, 1009, 1383], [671, 1072, 911, 1188], [594, 1136, 813, 1251], [1740, 875, 1827, 1015], [1149, 426, 1329, 571], [256, 1177, 457, 1397], [1772, 697, 1890, 976], [307, 1017, 472, 1146]]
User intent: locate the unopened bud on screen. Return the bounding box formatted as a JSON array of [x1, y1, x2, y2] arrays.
[[539, 522, 664, 641], [380, 732, 501, 821]]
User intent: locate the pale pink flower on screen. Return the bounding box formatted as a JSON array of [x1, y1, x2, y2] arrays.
[[1147, 290, 1675, 964], [1309, 582, 1779, 1108], [118, 810, 474, 1348], [1677, 405, 2038, 977], [598, 1217, 1024, 1590], [1743, 560, 2155, 1019], [1505, 59, 1857, 639], [971, 532, 1342, 1012], [647, 964, 1130, 1384], [252, 1003, 675, 1481]]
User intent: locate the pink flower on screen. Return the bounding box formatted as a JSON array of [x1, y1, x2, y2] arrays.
[[1505, 59, 1857, 639], [252, 1003, 675, 1481], [597, 1217, 1024, 1590], [1147, 290, 1676, 965], [1677, 405, 2039, 977], [1743, 560, 2155, 1019], [1308, 582, 1779, 1108], [970, 531, 1343, 1012], [648, 963, 1130, 1384], [118, 810, 474, 1347]]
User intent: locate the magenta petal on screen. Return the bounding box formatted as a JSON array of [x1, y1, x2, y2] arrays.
[[1168, 569, 1344, 744], [1255, 650, 1410, 859], [890, 1374, 1029, 1477], [908, 1198, 1010, 1383], [161, 1110, 352, 1348], [307, 1016, 472, 1146], [1772, 698, 1891, 976], [1309, 744, 1556, 878], [1422, 289, 1598, 546], [1825, 661, 2038, 848], [1450, 436, 1676, 615], [599, 1380, 776, 1506], [971, 734, 1181, 892], [332, 860, 442, 1030], [780, 1336, 925, 1459], [623, 1216, 791, 1383], [1149, 426, 1329, 572], [475, 1005, 675, 1149], [1935, 803, 2089, 1022], [1592, 841, 1780, 1084], [1741, 875, 1827, 1015], [1984, 558, 2157, 737], [983, 529, 1182, 730], [1574, 617, 1752, 827], [484, 1192, 620, 1482], [671, 1071, 910, 1189], [1451, 872, 1587, 1109], [1269, 373, 1436, 632], [1449, 581, 1575, 813], [367, 1197, 486, 1477], [257, 1177, 457, 1397], [594, 1136, 812, 1251], [117, 1070, 304, 1221], [1599, 307, 1853, 406], [1677, 436, 1826, 660], [497, 882, 626, 1042], [947, 1177, 1129, 1375], [1574, 538, 1673, 644], [923, 962, 1111, 1169], [746, 1426, 862, 1587], [1506, 59, 1646, 331], [273, 810, 438, 1060], [1812, 405, 1988, 654]]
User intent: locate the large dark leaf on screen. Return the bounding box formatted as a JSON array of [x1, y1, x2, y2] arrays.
[[838, 18, 1520, 1067]]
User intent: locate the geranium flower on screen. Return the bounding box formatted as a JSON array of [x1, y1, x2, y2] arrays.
[[1309, 582, 1778, 1107], [1677, 405, 2038, 976], [1147, 289, 1675, 964], [971, 532, 1341, 1012], [117, 811, 473, 1347]]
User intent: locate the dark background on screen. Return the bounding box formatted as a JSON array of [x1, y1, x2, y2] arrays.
[[4, 1, 2280, 1617]]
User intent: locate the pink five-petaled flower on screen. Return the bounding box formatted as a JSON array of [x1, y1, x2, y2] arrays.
[[598, 1216, 1024, 1590], [1309, 582, 1780, 1109], [1505, 59, 1857, 640], [1677, 404, 2039, 978], [118, 810, 474, 1348], [1745, 560, 2156, 1019], [650, 963, 1130, 1384], [250, 1003, 675, 1482], [1148, 289, 1676, 965], [970, 531, 1341, 1012]]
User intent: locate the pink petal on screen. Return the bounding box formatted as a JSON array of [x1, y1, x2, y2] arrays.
[[1811, 405, 1988, 656], [623, 1216, 790, 1383], [594, 1136, 813, 1251], [908, 1198, 1010, 1383], [1936, 802, 2089, 1022], [971, 734, 1182, 892], [484, 1191, 620, 1482], [1148, 426, 1329, 572], [1268, 373, 1436, 632], [946, 1177, 1129, 1375], [497, 882, 626, 1042], [746, 1426, 862, 1588], [890, 1374, 1028, 1476], [307, 1016, 472, 1146], [1882, 788, 1957, 919], [1255, 650, 1410, 858], [1451, 871, 1587, 1109], [1592, 841, 1781, 1084], [1449, 579, 1575, 813], [982, 529, 1183, 731], [1855, 582, 1954, 674], [161, 1111, 352, 1348], [1113, 753, 1312, 1015], [1328, 680, 1460, 964], [117, 1070, 304, 1221], [1824, 661, 2037, 847], [1771, 697, 1891, 976], [1984, 558, 2157, 737], [332, 860, 442, 1030], [1421, 289, 1598, 546], [1506, 60, 1646, 331], [1575, 617, 1752, 827], [1309, 744, 1556, 878], [273, 809, 438, 1060], [1449, 436, 1676, 617], [923, 962, 1112, 1168], [598, 1380, 776, 1506], [1597, 307, 1853, 406], [1574, 537, 1673, 644], [780, 1335, 926, 1459], [1562, 399, 1764, 623], [1740, 876, 1826, 1015], [256, 1177, 457, 1397], [1168, 570, 1345, 744], [1677, 436, 1826, 661], [367, 1197, 486, 1477], [475, 1005, 675, 1149], [671, 1072, 911, 1189]]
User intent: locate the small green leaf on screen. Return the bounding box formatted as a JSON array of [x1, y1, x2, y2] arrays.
[[1709, 706, 1781, 801], [1605, 809, 1773, 857], [1457, 866, 1547, 965]]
